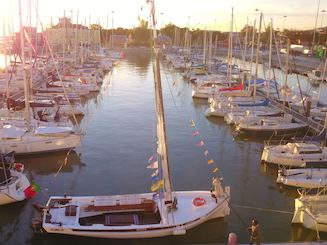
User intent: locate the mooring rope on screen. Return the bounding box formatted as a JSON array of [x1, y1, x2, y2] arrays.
[[232, 204, 293, 214]]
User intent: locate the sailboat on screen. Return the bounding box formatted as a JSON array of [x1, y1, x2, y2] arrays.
[[0, 152, 31, 205], [37, 0, 230, 238], [292, 187, 327, 233], [0, 1, 82, 155]]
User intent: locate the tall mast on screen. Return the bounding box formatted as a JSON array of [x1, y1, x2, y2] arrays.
[[148, 0, 173, 206], [227, 8, 233, 83], [253, 12, 262, 100], [19, 0, 31, 129], [267, 18, 273, 98], [242, 17, 248, 86]]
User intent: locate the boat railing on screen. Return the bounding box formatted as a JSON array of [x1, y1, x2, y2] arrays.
[[263, 139, 288, 146], [0, 177, 14, 188]]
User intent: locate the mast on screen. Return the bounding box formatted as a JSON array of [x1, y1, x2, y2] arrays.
[[148, 0, 173, 206], [74, 11, 79, 64], [242, 17, 248, 87], [19, 0, 31, 129], [227, 8, 233, 83], [253, 12, 262, 100], [267, 18, 273, 98]]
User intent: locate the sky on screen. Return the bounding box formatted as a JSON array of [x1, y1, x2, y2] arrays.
[[0, 0, 326, 33]]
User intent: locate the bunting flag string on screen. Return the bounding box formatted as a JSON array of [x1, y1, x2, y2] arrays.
[[151, 179, 164, 192], [148, 154, 155, 163], [189, 119, 196, 127], [150, 169, 159, 177], [188, 117, 223, 179], [192, 131, 200, 136], [207, 159, 214, 164], [147, 160, 158, 169]]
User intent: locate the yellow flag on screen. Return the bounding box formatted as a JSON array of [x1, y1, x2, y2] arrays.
[[173, 80, 176, 86], [208, 159, 214, 164], [151, 180, 164, 192], [213, 167, 219, 173]]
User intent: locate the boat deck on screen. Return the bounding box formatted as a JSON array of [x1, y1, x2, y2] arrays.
[[79, 211, 161, 226]]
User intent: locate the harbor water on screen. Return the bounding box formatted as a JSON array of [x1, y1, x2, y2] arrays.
[[0, 49, 326, 244]]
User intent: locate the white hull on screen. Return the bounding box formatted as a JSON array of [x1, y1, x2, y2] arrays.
[[42, 190, 230, 239], [0, 169, 31, 205], [261, 143, 327, 167], [277, 168, 327, 188], [0, 133, 81, 155], [292, 193, 327, 232]]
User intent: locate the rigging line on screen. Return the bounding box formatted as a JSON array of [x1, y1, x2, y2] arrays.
[[31, 0, 80, 131], [163, 66, 223, 180], [231, 204, 293, 214], [32, 148, 74, 199]]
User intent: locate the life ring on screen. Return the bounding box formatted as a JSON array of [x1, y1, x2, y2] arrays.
[[193, 197, 206, 206], [14, 162, 24, 172]]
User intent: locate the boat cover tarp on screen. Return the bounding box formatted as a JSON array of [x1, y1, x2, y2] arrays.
[[0, 125, 26, 139], [35, 126, 73, 135]]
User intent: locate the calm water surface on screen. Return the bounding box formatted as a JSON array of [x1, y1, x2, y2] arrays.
[[0, 49, 325, 245]]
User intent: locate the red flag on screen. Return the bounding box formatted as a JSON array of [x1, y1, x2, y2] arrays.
[[192, 131, 200, 136], [147, 161, 158, 169], [24, 182, 40, 199], [148, 155, 155, 163]]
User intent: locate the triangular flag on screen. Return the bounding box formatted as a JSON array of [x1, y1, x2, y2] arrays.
[[192, 131, 200, 136], [151, 175, 160, 182], [173, 80, 176, 86], [148, 155, 155, 163], [204, 150, 209, 156], [151, 169, 159, 177], [208, 159, 214, 164], [213, 167, 219, 173], [196, 140, 205, 147], [147, 161, 158, 169], [151, 179, 164, 192], [189, 119, 195, 127]]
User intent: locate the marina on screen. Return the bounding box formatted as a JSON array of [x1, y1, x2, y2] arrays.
[[2, 0, 327, 244]]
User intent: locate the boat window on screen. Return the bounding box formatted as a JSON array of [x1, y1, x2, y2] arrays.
[[299, 150, 322, 154]]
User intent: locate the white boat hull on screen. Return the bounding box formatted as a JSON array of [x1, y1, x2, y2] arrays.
[[292, 194, 327, 233], [277, 169, 327, 188], [42, 190, 230, 239], [0, 134, 81, 155], [0, 170, 31, 205]]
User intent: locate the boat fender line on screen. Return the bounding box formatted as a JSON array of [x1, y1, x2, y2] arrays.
[[193, 197, 206, 206]]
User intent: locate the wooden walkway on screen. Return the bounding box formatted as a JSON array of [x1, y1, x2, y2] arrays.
[[257, 90, 325, 134]]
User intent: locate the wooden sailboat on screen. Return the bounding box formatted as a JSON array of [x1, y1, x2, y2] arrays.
[[37, 0, 230, 238]]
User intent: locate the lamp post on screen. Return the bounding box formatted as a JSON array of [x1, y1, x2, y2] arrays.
[[312, 0, 321, 50], [283, 15, 287, 32], [318, 9, 326, 45], [321, 9, 326, 28], [160, 12, 164, 30], [111, 10, 114, 49]]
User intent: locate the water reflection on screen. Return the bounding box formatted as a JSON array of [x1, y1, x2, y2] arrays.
[[18, 150, 84, 176]]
